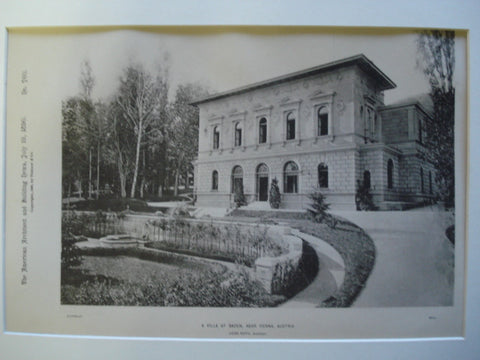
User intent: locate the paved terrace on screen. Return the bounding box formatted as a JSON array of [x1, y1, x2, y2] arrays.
[[330, 209, 455, 307]]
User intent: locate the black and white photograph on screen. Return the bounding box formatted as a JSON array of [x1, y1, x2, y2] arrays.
[[4, 26, 466, 339]]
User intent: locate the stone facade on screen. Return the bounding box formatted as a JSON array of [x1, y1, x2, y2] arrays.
[[191, 55, 436, 210]]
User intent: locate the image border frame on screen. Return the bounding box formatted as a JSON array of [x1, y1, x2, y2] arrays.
[[0, 1, 478, 359]]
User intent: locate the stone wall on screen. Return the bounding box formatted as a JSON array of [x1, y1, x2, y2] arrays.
[[254, 231, 304, 295]]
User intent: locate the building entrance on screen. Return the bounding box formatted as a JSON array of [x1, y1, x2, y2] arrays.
[[258, 176, 268, 201], [256, 163, 269, 202]]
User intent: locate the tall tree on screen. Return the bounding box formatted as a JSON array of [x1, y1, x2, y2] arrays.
[[417, 30, 455, 207], [105, 101, 134, 198], [80, 60, 95, 98], [62, 97, 87, 199], [114, 64, 169, 198], [168, 83, 209, 195]]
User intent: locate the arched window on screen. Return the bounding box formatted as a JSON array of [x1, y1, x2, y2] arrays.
[[259, 117, 267, 144], [387, 159, 394, 189], [318, 106, 329, 136], [420, 167, 424, 193], [286, 112, 296, 140], [231, 166, 243, 194], [257, 163, 269, 175], [363, 170, 371, 189], [284, 161, 299, 193], [234, 122, 242, 147], [318, 163, 328, 188], [213, 126, 220, 149], [211, 170, 218, 191], [429, 171, 433, 194]]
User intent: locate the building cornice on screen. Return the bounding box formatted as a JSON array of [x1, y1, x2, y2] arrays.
[[191, 54, 396, 106]]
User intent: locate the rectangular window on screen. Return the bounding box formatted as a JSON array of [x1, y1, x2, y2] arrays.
[[286, 119, 295, 140], [235, 128, 242, 147], [318, 107, 329, 136], [319, 115, 328, 136], [259, 120, 267, 143]]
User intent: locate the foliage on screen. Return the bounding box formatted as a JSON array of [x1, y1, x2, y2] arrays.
[[61, 213, 84, 275], [66, 198, 154, 212], [286, 218, 375, 308], [355, 179, 376, 211], [269, 177, 281, 209], [167, 83, 209, 195], [145, 219, 285, 266], [62, 210, 122, 239], [417, 30, 455, 208], [234, 181, 247, 208], [306, 188, 336, 227], [114, 63, 169, 198], [61, 255, 284, 307], [62, 57, 210, 201]]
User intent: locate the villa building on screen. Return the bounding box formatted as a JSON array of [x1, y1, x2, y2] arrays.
[[191, 54, 436, 210]]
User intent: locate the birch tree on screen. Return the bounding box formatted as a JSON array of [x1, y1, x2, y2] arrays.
[[114, 64, 169, 198]]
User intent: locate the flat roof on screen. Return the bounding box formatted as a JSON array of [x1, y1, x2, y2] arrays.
[[191, 54, 396, 106]]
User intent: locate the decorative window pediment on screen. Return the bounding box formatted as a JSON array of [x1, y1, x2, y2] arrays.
[[311, 91, 335, 139]]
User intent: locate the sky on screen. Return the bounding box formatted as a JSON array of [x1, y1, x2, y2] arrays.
[[8, 27, 465, 112]]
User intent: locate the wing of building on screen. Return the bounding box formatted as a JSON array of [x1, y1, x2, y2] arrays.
[[191, 54, 436, 210]]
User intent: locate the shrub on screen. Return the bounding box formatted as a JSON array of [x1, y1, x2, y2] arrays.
[[234, 182, 247, 208], [355, 179, 377, 211], [65, 198, 154, 213], [306, 188, 336, 228], [269, 177, 281, 209], [61, 214, 84, 275]]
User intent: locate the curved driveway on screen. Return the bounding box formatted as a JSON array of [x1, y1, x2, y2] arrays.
[[331, 210, 455, 307]]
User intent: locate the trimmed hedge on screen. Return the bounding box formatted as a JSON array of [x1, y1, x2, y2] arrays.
[[63, 198, 155, 212]]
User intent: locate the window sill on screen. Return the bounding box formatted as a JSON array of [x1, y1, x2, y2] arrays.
[[314, 135, 333, 143]]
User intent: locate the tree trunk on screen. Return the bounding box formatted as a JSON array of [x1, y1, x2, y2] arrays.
[[96, 143, 100, 199], [119, 171, 127, 198], [88, 147, 92, 199], [116, 155, 127, 198], [184, 171, 190, 191], [174, 170, 179, 196], [140, 177, 145, 198], [130, 123, 143, 198]]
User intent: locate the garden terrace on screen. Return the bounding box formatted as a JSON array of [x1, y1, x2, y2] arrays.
[[63, 211, 290, 266], [63, 210, 316, 297], [226, 209, 376, 307]]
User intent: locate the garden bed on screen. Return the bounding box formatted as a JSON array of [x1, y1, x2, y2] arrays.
[[61, 251, 285, 307], [229, 211, 376, 308]]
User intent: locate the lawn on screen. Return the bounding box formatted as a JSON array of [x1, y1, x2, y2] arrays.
[[61, 253, 285, 307], [287, 219, 375, 307]]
